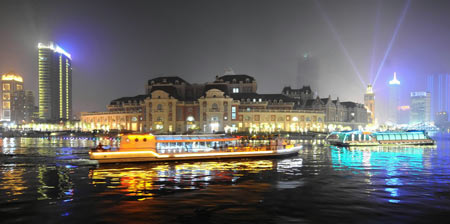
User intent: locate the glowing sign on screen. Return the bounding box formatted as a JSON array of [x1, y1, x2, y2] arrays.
[[38, 42, 72, 59], [389, 72, 400, 85], [398, 105, 410, 111], [1, 73, 23, 82]]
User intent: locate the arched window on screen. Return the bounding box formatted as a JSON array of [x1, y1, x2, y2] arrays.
[[212, 103, 219, 111], [157, 104, 163, 111]]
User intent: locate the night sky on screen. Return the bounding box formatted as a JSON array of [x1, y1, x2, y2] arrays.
[[1, 0, 450, 122]]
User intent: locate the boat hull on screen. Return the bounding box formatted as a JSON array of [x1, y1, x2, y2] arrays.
[[90, 146, 302, 164], [329, 140, 435, 147]]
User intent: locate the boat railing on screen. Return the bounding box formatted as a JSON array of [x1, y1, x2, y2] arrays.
[[91, 142, 301, 154]]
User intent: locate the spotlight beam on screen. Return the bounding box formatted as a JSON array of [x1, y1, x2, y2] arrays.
[[369, 0, 381, 82], [372, 0, 411, 87], [314, 0, 366, 88]]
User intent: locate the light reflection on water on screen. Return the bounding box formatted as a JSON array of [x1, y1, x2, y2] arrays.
[[90, 160, 278, 200], [1, 137, 450, 223], [331, 146, 431, 204]]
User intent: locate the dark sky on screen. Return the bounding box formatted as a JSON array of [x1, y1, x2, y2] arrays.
[[1, 0, 450, 121]]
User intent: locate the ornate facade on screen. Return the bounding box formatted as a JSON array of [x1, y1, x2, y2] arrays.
[[81, 73, 367, 133]]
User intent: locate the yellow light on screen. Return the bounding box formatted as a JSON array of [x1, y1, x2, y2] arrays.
[[173, 151, 274, 157], [91, 150, 169, 158], [2, 73, 23, 82]]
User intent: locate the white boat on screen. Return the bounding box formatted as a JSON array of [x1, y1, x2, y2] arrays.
[[89, 134, 302, 163]]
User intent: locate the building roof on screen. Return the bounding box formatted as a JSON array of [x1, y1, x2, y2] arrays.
[[204, 83, 229, 95], [216, 74, 255, 83], [149, 85, 181, 99], [230, 93, 297, 102], [282, 86, 312, 94], [110, 94, 148, 105], [340, 101, 358, 108], [147, 76, 190, 85]]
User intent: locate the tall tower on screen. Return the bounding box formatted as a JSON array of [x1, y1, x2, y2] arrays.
[[388, 72, 400, 124], [364, 84, 375, 125], [0, 72, 24, 122], [297, 52, 319, 89], [38, 42, 72, 122]]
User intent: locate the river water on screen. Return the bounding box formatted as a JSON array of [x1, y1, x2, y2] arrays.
[[1, 136, 450, 223]]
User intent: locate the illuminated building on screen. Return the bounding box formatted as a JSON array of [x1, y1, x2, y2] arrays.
[[38, 42, 72, 122], [397, 105, 410, 124], [410, 92, 431, 125], [81, 73, 328, 133], [1, 72, 24, 121], [388, 72, 400, 124], [364, 84, 375, 125], [426, 74, 450, 121], [283, 88, 369, 130]]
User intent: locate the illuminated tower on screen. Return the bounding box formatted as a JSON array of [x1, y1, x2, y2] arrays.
[[388, 72, 400, 124], [38, 42, 72, 121], [0, 72, 24, 121], [364, 84, 375, 125]]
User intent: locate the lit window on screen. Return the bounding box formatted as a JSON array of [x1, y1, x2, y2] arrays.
[[231, 106, 236, 120], [3, 84, 10, 91], [232, 88, 239, 93], [3, 101, 10, 109], [3, 93, 10, 101]]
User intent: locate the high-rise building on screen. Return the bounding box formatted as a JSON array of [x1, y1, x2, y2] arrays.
[[364, 84, 375, 125], [410, 92, 431, 124], [12, 90, 37, 123], [426, 74, 450, 121], [38, 42, 72, 122], [387, 72, 400, 124], [297, 52, 319, 89], [0, 72, 24, 121]]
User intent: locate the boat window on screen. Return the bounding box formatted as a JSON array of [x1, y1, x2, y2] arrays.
[[135, 138, 139, 142], [418, 133, 425, 139], [143, 138, 147, 142]]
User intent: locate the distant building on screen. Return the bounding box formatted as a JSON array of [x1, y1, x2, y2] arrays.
[[435, 111, 448, 127], [12, 90, 37, 123], [397, 105, 410, 124], [38, 42, 72, 122], [427, 74, 450, 120], [388, 72, 401, 124], [297, 53, 319, 89], [0, 72, 24, 122], [410, 92, 431, 124], [364, 84, 375, 125], [282, 86, 314, 102]]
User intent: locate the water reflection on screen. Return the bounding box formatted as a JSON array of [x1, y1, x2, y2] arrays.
[[0, 165, 27, 200], [89, 160, 276, 200], [331, 146, 433, 203]]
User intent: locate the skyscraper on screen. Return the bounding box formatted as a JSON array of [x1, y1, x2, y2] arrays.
[[296, 52, 319, 89], [426, 74, 450, 121], [387, 72, 400, 124], [38, 42, 72, 122], [1, 72, 24, 122], [364, 84, 375, 125], [410, 92, 431, 124]]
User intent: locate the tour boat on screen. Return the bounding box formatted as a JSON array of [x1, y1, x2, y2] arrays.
[[326, 130, 435, 147], [89, 134, 302, 163]]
